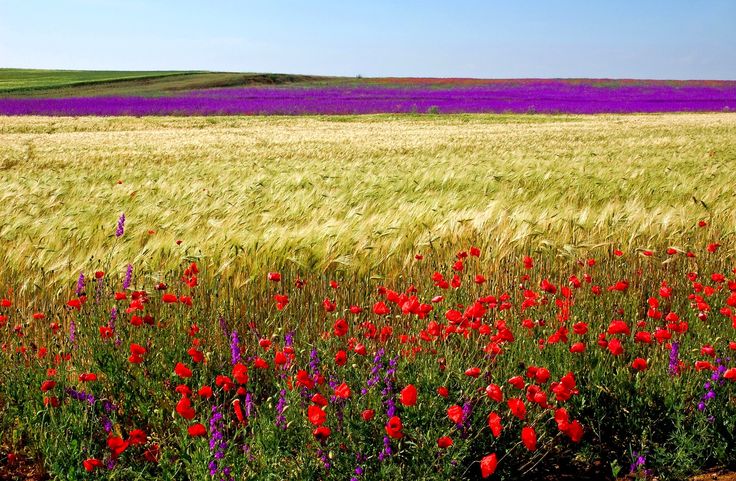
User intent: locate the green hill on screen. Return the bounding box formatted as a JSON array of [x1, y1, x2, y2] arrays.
[[0, 69, 334, 97]]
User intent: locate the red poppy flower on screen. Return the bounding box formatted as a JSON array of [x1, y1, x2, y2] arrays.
[[573, 322, 588, 335], [334, 382, 351, 399], [232, 398, 245, 425], [308, 405, 326, 426], [296, 370, 315, 390], [385, 416, 403, 439], [487, 412, 502, 438], [507, 398, 526, 420], [188, 423, 207, 437], [521, 426, 537, 451], [361, 409, 375, 421], [144, 444, 160, 463], [40, 380, 56, 392], [631, 358, 648, 371], [267, 272, 281, 282], [373, 301, 390, 315], [128, 429, 147, 446], [508, 375, 525, 389], [323, 298, 336, 312], [400, 384, 417, 406], [129, 343, 146, 363], [233, 363, 249, 384], [569, 342, 586, 353], [486, 384, 503, 402], [187, 347, 204, 363], [522, 256, 534, 269], [353, 343, 367, 356], [67, 298, 83, 309], [216, 375, 234, 391], [480, 453, 498, 478], [334, 350, 347, 366], [333, 318, 348, 337], [447, 405, 464, 425], [175, 397, 195, 420], [566, 420, 584, 442], [162, 293, 178, 303], [313, 426, 331, 441], [607, 338, 624, 356], [274, 351, 287, 365], [607, 320, 630, 335], [437, 436, 453, 448], [83, 458, 104, 472], [175, 385, 192, 397], [174, 362, 193, 378], [465, 367, 481, 378], [107, 436, 129, 458]]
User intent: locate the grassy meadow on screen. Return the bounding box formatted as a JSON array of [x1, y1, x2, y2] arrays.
[[1, 112, 736, 480]]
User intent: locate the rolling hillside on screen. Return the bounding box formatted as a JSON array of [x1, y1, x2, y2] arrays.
[[0, 69, 334, 97]]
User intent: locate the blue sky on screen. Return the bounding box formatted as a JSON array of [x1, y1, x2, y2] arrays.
[[1, 0, 734, 79]]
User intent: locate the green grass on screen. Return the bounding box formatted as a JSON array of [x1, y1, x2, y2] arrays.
[[0, 69, 334, 97]]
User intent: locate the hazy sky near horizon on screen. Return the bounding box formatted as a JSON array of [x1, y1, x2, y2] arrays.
[[1, 0, 735, 79]]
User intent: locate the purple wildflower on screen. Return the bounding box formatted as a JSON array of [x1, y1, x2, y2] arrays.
[[317, 448, 331, 471], [630, 451, 651, 476], [218, 316, 228, 335], [109, 307, 117, 332], [309, 348, 322, 382], [67, 388, 95, 405], [668, 342, 680, 376], [69, 320, 76, 346], [378, 435, 392, 461], [275, 389, 287, 430], [75, 272, 85, 296], [244, 392, 254, 418], [230, 330, 240, 365], [122, 264, 133, 290], [115, 213, 125, 237], [208, 405, 232, 481], [95, 274, 105, 303], [101, 416, 113, 433]]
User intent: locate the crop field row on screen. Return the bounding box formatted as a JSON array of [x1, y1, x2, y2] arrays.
[[1, 113, 735, 292]]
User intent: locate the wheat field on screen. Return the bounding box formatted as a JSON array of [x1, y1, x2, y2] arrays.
[[1, 113, 735, 295]]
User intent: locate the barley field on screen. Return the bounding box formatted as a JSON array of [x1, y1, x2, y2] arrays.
[[1, 113, 734, 292]]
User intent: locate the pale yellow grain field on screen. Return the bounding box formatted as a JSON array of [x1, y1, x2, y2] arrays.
[[0, 113, 735, 294]]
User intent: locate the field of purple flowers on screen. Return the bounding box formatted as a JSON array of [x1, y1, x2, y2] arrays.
[[0, 79, 734, 115]]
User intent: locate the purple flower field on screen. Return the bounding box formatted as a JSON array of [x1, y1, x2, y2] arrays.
[[1, 80, 735, 115]]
